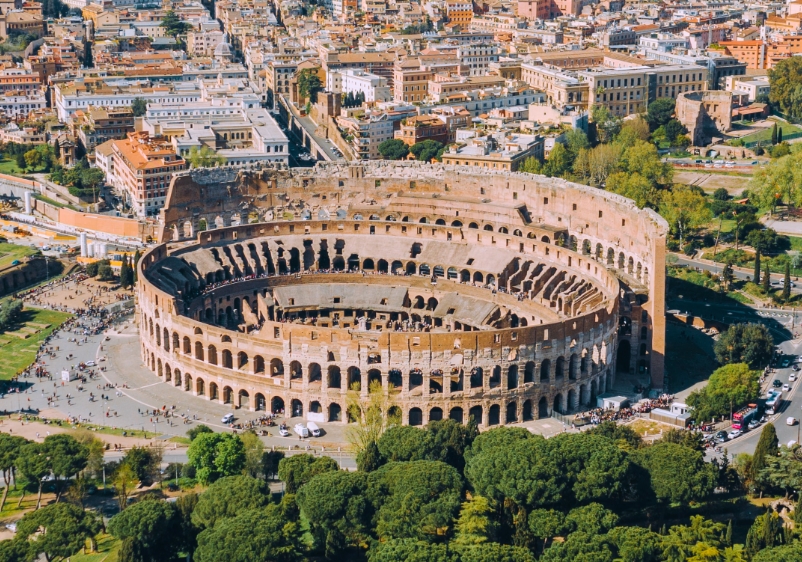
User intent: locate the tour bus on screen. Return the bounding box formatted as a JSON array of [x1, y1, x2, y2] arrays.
[[766, 391, 783, 415], [732, 404, 758, 430]]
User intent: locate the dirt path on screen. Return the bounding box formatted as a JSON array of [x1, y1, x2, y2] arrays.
[[0, 416, 186, 451]]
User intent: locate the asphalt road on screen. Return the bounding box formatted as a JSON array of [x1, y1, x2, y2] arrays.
[[709, 338, 802, 462]]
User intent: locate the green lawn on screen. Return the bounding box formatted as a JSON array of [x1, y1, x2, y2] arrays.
[[0, 243, 38, 269], [0, 158, 25, 176], [0, 307, 71, 380], [789, 236, 802, 252], [69, 533, 121, 562], [737, 121, 802, 145]]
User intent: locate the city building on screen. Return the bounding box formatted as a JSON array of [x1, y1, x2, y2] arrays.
[[394, 115, 449, 146]]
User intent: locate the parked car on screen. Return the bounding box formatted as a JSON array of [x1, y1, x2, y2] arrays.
[[791, 373, 797, 382], [773, 379, 783, 388], [748, 420, 761, 430], [727, 429, 742, 439], [784, 383, 791, 391], [221, 413, 234, 424], [788, 417, 798, 426], [715, 430, 728, 443], [278, 426, 290, 437]]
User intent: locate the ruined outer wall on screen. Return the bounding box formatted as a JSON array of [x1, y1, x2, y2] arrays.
[[150, 162, 667, 398]]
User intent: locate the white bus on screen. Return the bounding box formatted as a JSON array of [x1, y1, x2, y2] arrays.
[[766, 390, 783, 415]]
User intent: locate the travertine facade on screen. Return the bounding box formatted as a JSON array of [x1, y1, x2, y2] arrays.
[[136, 163, 667, 427]]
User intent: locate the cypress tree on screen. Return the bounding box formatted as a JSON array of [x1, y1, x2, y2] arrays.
[[132, 249, 141, 283], [754, 250, 761, 284], [771, 123, 778, 145], [763, 263, 771, 293], [784, 261, 791, 301], [751, 424, 779, 483], [778, 127, 783, 143], [725, 520, 732, 546]]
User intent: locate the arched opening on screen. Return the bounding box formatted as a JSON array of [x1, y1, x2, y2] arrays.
[[207, 345, 217, 365], [607, 248, 615, 266], [470, 367, 483, 388], [310, 401, 322, 414], [238, 390, 249, 409], [368, 368, 381, 388], [430, 407, 443, 422], [254, 355, 265, 374], [363, 258, 375, 270], [524, 361, 535, 383], [348, 366, 361, 391], [567, 388, 576, 412], [406, 262, 416, 275], [255, 393, 266, 411], [469, 405, 482, 424], [409, 407, 423, 426], [329, 403, 342, 422], [328, 365, 342, 388], [222, 350, 233, 369], [553, 393, 563, 414], [460, 269, 470, 282], [488, 404, 500, 425], [419, 263, 430, 276], [473, 271, 484, 283], [209, 383, 219, 401], [450, 407, 464, 424], [271, 358, 284, 377], [271, 396, 285, 415], [506, 401, 517, 423], [291, 399, 303, 417], [523, 399, 533, 421], [196, 378, 205, 396], [409, 369, 423, 391], [468, 222, 479, 229], [290, 361, 303, 380], [308, 363, 322, 384], [569, 354, 578, 380], [391, 260, 403, 273], [377, 259, 388, 273], [223, 386, 233, 404], [616, 340, 632, 373], [483, 224, 493, 231], [237, 351, 248, 370], [540, 359, 551, 382], [182, 336, 191, 354], [490, 365, 501, 388], [507, 364, 518, 389], [195, 342, 204, 361], [538, 396, 548, 418], [388, 369, 402, 389], [555, 357, 565, 380]]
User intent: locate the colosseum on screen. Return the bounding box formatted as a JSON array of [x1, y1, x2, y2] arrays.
[[135, 162, 667, 427]]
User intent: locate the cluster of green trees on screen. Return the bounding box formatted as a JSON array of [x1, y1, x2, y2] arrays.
[[768, 57, 802, 122], [5, 420, 802, 561], [122, 421, 734, 561], [748, 144, 802, 211], [342, 91, 366, 108], [377, 138, 445, 162], [186, 146, 226, 169], [0, 299, 23, 332], [40, 0, 68, 18], [161, 10, 191, 40], [298, 70, 323, 103], [85, 259, 114, 281], [684, 323, 772, 422], [1, 143, 56, 174], [49, 158, 105, 199]]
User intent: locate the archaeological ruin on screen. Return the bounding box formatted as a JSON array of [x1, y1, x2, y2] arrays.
[[135, 162, 667, 426]]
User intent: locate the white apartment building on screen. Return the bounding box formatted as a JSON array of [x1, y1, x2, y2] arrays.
[[457, 44, 500, 76], [725, 75, 770, 101], [0, 92, 46, 119], [337, 111, 395, 159], [187, 30, 225, 57], [327, 69, 391, 103], [53, 80, 205, 121], [141, 97, 289, 168]]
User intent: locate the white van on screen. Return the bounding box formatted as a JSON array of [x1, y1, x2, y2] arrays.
[[294, 423, 309, 437], [307, 422, 321, 437]]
